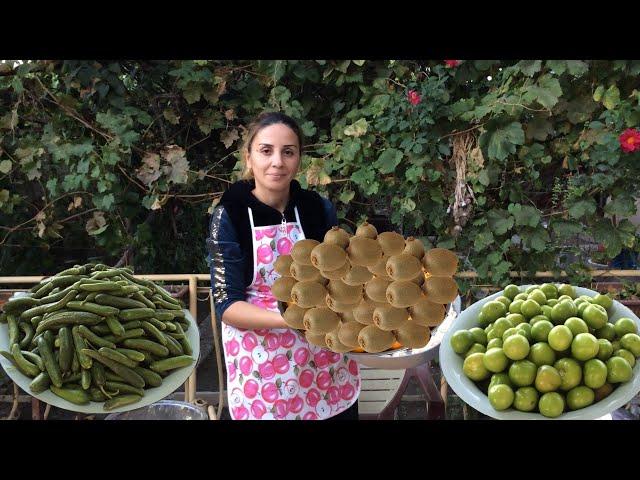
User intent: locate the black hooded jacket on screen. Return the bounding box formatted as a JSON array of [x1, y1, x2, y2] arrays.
[[206, 179, 338, 321]]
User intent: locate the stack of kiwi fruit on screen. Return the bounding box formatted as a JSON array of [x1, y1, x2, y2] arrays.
[[271, 221, 459, 354]]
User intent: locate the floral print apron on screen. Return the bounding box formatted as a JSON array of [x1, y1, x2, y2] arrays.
[[222, 206, 360, 420]]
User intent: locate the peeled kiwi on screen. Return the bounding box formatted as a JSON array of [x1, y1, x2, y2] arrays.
[[274, 255, 294, 277], [324, 226, 351, 249], [290, 281, 328, 308], [355, 221, 378, 239], [422, 248, 459, 276], [325, 328, 353, 353], [338, 321, 366, 348], [320, 260, 351, 280], [408, 297, 446, 327], [386, 280, 423, 308], [326, 279, 363, 305], [385, 253, 423, 281], [372, 305, 409, 331], [339, 309, 356, 323], [365, 277, 392, 303], [377, 231, 406, 257], [291, 239, 320, 266], [306, 330, 328, 348], [347, 236, 383, 267], [394, 322, 431, 349], [342, 265, 373, 286], [326, 294, 360, 313], [271, 277, 298, 303], [290, 262, 323, 282], [283, 304, 308, 329], [357, 325, 395, 353], [403, 236, 426, 259], [367, 255, 390, 277], [421, 275, 458, 304], [303, 307, 340, 334]]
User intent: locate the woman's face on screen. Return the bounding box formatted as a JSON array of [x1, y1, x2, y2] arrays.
[[246, 123, 300, 193]]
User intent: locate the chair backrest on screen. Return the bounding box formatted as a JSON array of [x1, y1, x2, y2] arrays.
[[357, 366, 404, 416]]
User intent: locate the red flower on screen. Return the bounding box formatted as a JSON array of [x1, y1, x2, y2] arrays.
[[619, 128, 640, 153], [444, 60, 461, 68], [407, 89, 421, 106]]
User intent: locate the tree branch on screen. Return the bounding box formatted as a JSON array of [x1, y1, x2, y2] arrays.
[[35, 77, 114, 142], [0, 191, 92, 245], [117, 164, 149, 193]]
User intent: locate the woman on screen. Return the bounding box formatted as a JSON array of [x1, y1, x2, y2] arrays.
[[207, 112, 361, 420]]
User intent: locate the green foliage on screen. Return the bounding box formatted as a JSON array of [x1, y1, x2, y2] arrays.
[[1, 59, 639, 286]]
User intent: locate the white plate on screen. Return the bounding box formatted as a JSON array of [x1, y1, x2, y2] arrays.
[[0, 306, 200, 414], [439, 286, 640, 420]]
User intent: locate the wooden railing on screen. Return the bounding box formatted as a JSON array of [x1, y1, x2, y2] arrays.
[[2, 269, 640, 420]]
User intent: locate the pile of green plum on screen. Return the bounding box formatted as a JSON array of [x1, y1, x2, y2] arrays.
[[450, 283, 640, 418]]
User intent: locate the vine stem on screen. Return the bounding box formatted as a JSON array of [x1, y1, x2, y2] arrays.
[[438, 124, 485, 141]]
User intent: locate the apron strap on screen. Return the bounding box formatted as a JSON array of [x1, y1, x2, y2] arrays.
[[247, 206, 256, 231]]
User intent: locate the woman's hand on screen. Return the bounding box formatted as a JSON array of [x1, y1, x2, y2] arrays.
[[221, 301, 289, 330]]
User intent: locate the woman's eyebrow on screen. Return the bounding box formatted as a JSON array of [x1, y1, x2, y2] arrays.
[[258, 143, 298, 148]]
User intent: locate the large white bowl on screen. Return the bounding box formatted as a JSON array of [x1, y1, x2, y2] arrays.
[[0, 306, 200, 414], [439, 286, 640, 420]]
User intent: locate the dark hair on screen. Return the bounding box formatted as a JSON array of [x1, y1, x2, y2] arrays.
[[241, 111, 304, 179]]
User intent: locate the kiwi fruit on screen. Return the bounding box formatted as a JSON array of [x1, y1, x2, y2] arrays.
[[274, 255, 294, 277], [422, 248, 459, 276], [394, 322, 431, 349], [326, 279, 363, 305], [290, 262, 323, 282], [325, 329, 353, 353], [372, 305, 409, 331], [367, 255, 390, 277], [385, 253, 423, 281], [342, 264, 373, 286], [386, 280, 423, 308], [290, 281, 328, 308], [338, 321, 366, 348], [339, 309, 356, 323], [320, 260, 351, 280], [403, 236, 426, 259], [310, 243, 348, 272], [355, 221, 378, 239], [421, 275, 458, 304], [353, 297, 387, 325], [411, 271, 425, 286], [408, 297, 446, 327], [347, 236, 383, 267], [303, 307, 340, 334], [377, 231, 406, 257], [365, 277, 392, 303], [283, 304, 308, 329], [306, 330, 328, 348], [357, 325, 395, 353], [326, 294, 360, 313], [291, 239, 320, 266], [271, 276, 298, 303], [324, 226, 351, 249]]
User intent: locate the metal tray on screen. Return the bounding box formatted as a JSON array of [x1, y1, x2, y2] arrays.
[[279, 297, 461, 370]]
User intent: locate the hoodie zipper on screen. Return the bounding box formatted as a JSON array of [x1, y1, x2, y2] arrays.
[[280, 212, 287, 234]]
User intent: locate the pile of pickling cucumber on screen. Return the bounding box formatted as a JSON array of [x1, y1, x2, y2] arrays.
[[0, 263, 194, 411]]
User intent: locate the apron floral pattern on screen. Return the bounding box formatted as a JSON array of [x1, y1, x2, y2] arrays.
[[222, 206, 360, 420]]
